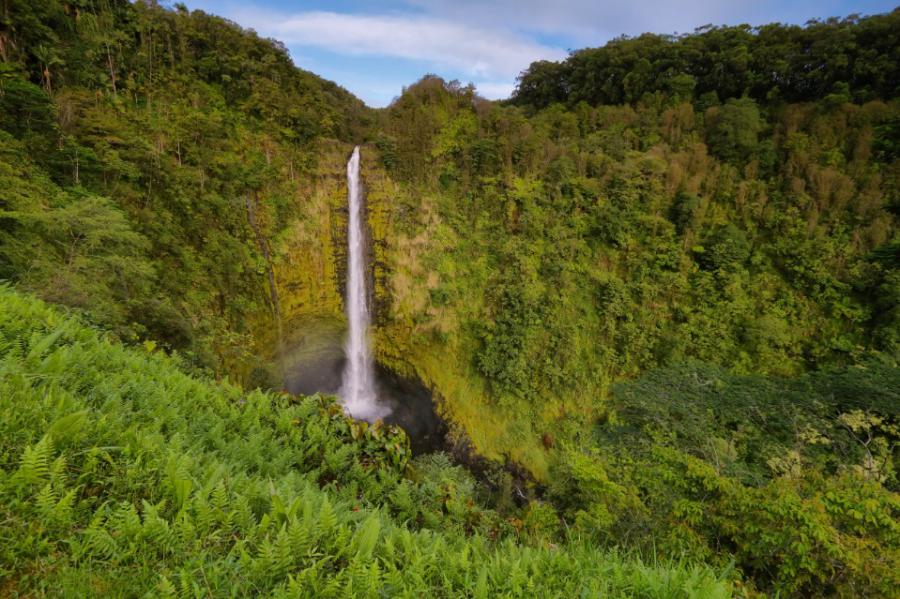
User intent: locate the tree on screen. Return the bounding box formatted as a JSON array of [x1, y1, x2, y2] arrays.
[[705, 98, 762, 163], [696, 224, 750, 273]]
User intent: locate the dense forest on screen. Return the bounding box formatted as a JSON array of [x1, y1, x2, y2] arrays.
[[1, 1, 898, 596]]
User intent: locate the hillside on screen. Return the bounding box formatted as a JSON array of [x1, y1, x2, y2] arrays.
[[1, 1, 899, 596], [367, 16, 899, 473], [0, 0, 371, 383], [0, 285, 731, 596]]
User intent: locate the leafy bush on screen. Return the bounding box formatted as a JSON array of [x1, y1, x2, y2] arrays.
[[558, 363, 900, 597]]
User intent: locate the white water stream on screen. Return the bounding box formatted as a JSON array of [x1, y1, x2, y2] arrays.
[[340, 146, 389, 421]]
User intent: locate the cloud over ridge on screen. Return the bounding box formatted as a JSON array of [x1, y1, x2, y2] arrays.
[[230, 9, 566, 80], [185, 0, 895, 106]]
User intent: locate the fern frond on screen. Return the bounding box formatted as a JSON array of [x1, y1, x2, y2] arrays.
[[318, 495, 337, 535], [353, 513, 381, 559], [12, 435, 54, 489]]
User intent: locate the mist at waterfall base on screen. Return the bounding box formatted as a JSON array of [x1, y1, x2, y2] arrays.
[[282, 147, 445, 454], [284, 350, 445, 455]]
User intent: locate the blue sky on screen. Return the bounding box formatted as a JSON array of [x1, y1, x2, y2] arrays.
[[179, 0, 897, 107]]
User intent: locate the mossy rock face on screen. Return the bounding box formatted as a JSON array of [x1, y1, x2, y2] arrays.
[[250, 140, 351, 381], [266, 142, 395, 334], [186, 139, 353, 387], [261, 142, 402, 388], [361, 148, 402, 327], [274, 140, 351, 326], [255, 142, 553, 478]]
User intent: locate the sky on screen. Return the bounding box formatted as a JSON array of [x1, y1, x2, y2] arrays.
[[179, 0, 897, 107]]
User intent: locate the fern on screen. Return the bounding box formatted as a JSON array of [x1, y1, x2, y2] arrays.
[[141, 499, 178, 556], [318, 495, 337, 536], [165, 453, 194, 512], [0, 287, 733, 597], [12, 435, 53, 490], [193, 494, 215, 536], [51, 488, 78, 529], [365, 560, 382, 597], [353, 513, 381, 559], [48, 454, 67, 486], [474, 567, 489, 599], [35, 482, 58, 520], [47, 410, 89, 445], [390, 480, 416, 521], [343, 554, 367, 597], [25, 324, 70, 361], [83, 524, 119, 562], [156, 574, 178, 598], [210, 479, 229, 514], [232, 493, 257, 532], [108, 502, 142, 542], [286, 517, 312, 557]]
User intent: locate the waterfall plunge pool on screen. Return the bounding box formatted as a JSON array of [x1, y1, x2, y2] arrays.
[[279, 320, 446, 455]]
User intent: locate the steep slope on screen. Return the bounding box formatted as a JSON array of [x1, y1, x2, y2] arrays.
[[0, 0, 370, 383], [349, 18, 900, 592], [363, 13, 900, 472], [0, 285, 731, 597]]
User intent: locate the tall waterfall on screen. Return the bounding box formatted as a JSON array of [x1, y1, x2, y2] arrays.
[[340, 146, 388, 421]]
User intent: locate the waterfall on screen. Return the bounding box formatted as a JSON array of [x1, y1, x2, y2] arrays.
[[340, 146, 389, 421]]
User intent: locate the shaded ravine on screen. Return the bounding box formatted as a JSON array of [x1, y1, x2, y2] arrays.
[[283, 346, 446, 455]]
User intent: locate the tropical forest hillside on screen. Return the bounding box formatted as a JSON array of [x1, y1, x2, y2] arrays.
[[1, 1, 899, 596]]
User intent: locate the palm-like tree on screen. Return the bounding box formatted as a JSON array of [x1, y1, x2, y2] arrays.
[[33, 44, 63, 94]]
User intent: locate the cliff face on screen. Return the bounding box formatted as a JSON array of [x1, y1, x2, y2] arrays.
[[260, 142, 399, 390], [256, 142, 547, 476], [273, 141, 349, 330], [260, 143, 405, 337], [362, 151, 552, 477], [246, 140, 348, 390]]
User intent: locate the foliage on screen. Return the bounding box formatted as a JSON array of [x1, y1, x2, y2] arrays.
[[0, 286, 730, 597], [374, 65, 898, 476], [513, 12, 900, 109], [555, 362, 900, 597], [0, 0, 370, 380], [3, 3, 900, 596], [365, 16, 900, 594]]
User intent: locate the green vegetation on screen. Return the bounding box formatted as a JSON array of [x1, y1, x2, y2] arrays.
[[2, 1, 899, 596], [0, 0, 367, 382], [365, 12, 900, 596], [0, 285, 730, 596], [371, 16, 900, 473], [512, 14, 900, 108], [561, 362, 900, 596]]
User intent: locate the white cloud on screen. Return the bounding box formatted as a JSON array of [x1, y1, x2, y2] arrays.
[[403, 0, 820, 44], [472, 81, 517, 100], [190, 0, 880, 107], [227, 9, 566, 80]]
